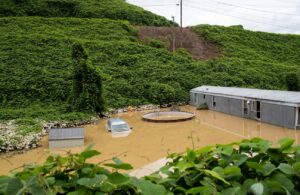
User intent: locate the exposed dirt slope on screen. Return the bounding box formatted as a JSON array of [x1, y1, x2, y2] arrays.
[[137, 26, 220, 60]]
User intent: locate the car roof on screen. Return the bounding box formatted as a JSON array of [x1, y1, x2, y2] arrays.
[[108, 118, 128, 125]]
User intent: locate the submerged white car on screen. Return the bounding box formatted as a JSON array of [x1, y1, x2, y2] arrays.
[[106, 118, 132, 134]]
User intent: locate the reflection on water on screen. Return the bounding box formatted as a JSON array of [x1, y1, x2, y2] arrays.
[[111, 131, 131, 138], [0, 106, 299, 175], [195, 109, 300, 145]]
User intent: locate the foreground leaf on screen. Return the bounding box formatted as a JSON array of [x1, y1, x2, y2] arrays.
[[204, 170, 230, 185]]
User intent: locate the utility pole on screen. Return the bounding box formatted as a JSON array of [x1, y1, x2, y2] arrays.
[[172, 16, 175, 24], [180, 0, 183, 29], [171, 16, 176, 52]]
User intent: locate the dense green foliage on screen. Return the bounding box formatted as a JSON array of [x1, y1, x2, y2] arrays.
[[192, 25, 300, 90], [71, 43, 104, 113], [147, 138, 300, 194], [0, 145, 169, 195], [1, 18, 300, 123], [0, 17, 135, 120], [286, 73, 300, 91], [0, 138, 299, 194], [0, 0, 173, 26]]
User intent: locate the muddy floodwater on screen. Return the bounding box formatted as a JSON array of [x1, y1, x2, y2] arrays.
[[1, 106, 300, 175]]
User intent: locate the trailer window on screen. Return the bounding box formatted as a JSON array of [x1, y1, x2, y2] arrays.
[[212, 96, 216, 107], [244, 100, 249, 115]]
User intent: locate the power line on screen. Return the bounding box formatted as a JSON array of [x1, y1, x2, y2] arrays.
[[185, 0, 300, 27], [187, 0, 300, 17], [184, 3, 295, 30]]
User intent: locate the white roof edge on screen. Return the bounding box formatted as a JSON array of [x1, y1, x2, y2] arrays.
[[190, 86, 300, 106]]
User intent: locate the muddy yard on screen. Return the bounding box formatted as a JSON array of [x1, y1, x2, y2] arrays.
[[0, 106, 299, 175]]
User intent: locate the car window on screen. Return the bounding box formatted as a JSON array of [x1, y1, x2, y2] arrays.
[[111, 124, 129, 132]]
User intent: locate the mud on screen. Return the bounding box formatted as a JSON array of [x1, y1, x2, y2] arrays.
[[143, 111, 194, 121], [137, 26, 221, 60], [0, 106, 299, 175]]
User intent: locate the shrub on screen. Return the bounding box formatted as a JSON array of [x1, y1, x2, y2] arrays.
[[197, 103, 208, 110], [147, 82, 176, 106], [146, 138, 300, 194], [71, 43, 104, 114], [0, 145, 168, 194], [286, 73, 300, 91], [0, 138, 299, 194], [148, 39, 168, 49]]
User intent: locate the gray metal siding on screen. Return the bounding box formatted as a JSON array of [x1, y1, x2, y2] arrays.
[[199, 94, 206, 105], [190, 92, 297, 129], [49, 128, 84, 140], [261, 103, 296, 129], [229, 98, 243, 117], [214, 96, 230, 113], [190, 92, 198, 106], [298, 108, 300, 125], [206, 95, 213, 109], [211, 96, 243, 117], [49, 139, 84, 149]]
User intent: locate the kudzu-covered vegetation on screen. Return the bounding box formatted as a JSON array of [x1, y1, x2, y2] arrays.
[[0, 0, 174, 26], [0, 16, 300, 123], [1, 0, 300, 151], [0, 138, 299, 194], [1, 17, 300, 119]]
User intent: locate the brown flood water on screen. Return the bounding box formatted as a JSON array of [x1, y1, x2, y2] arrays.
[[1, 106, 299, 175]]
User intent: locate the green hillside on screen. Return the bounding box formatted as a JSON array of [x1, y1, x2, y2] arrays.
[[0, 0, 173, 26], [1, 18, 300, 121], [1, 11, 300, 152], [192, 25, 300, 89], [0, 17, 198, 120]]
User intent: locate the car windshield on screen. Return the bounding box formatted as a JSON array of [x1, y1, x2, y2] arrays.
[[111, 124, 129, 132]]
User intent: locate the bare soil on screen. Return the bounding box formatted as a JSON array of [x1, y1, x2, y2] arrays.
[[137, 26, 221, 60]]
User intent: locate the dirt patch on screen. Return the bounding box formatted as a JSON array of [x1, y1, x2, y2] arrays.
[[137, 26, 221, 60]]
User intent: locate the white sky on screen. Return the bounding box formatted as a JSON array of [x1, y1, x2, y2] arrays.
[[127, 0, 300, 34]]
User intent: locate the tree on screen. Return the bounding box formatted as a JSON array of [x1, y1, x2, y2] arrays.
[[148, 82, 175, 106], [71, 43, 104, 114], [286, 73, 300, 91]]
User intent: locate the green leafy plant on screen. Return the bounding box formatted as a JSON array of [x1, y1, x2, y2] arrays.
[[0, 138, 299, 194], [147, 82, 176, 106], [286, 73, 300, 91], [71, 43, 104, 114], [0, 145, 169, 195], [146, 138, 300, 194]]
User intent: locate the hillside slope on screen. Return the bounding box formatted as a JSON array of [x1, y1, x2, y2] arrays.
[[1, 17, 300, 152], [0, 0, 173, 26], [1, 18, 300, 121], [138, 26, 220, 60], [193, 25, 300, 89]]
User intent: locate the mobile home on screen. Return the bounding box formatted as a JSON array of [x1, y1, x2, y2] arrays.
[[190, 86, 300, 129]]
